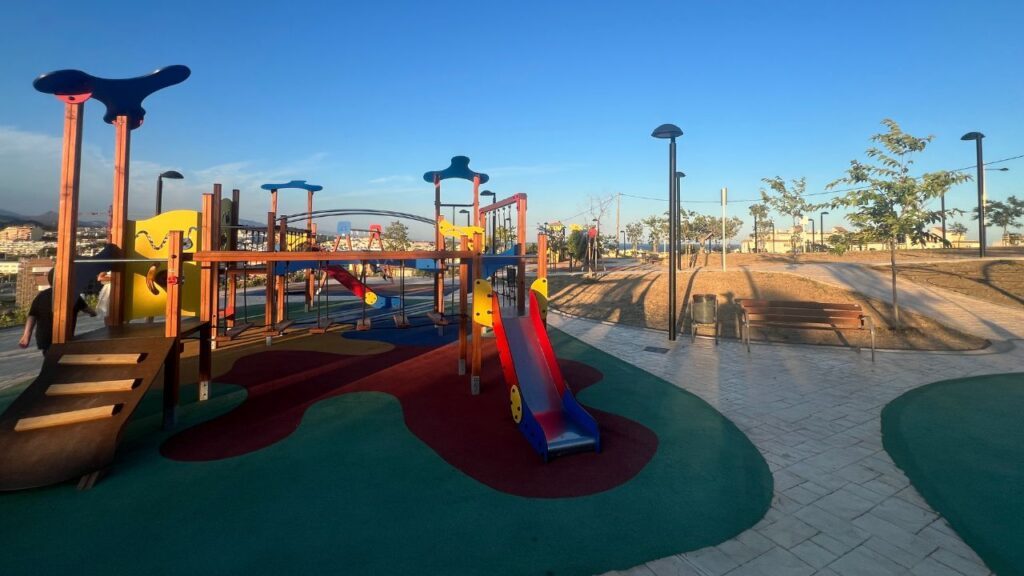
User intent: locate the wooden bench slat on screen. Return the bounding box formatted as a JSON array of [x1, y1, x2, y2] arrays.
[[738, 299, 863, 311], [272, 320, 295, 334], [58, 353, 142, 366], [744, 308, 864, 318], [750, 321, 864, 331], [45, 380, 139, 396], [15, 405, 123, 432]]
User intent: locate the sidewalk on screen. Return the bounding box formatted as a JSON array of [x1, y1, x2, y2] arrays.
[[0, 315, 106, 391], [742, 262, 1024, 342], [549, 311, 1013, 575]]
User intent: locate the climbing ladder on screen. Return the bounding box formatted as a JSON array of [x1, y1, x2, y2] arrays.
[[0, 336, 177, 491]]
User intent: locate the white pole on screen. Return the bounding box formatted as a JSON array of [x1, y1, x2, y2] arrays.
[[721, 187, 727, 271]]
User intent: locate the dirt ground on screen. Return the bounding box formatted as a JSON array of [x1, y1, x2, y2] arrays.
[[646, 246, 1024, 268], [548, 267, 988, 351], [872, 260, 1024, 309]]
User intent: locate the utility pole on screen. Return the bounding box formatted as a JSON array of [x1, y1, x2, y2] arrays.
[[721, 187, 727, 271], [615, 192, 621, 257]]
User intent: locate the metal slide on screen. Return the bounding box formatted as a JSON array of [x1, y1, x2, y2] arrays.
[[491, 291, 600, 461]]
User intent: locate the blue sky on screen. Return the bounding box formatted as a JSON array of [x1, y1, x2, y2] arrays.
[[1, 0, 1022, 241]]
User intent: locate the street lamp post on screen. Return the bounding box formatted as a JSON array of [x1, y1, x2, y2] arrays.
[[961, 132, 987, 257], [675, 171, 685, 270], [459, 208, 470, 226], [620, 230, 627, 256], [808, 218, 816, 252], [652, 123, 683, 341], [481, 190, 496, 254], [820, 212, 829, 251], [156, 170, 183, 215], [592, 218, 601, 271]]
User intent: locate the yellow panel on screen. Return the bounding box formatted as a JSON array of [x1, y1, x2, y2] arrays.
[[530, 277, 548, 321], [473, 279, 494, 328], [125, 210, 202, 320]]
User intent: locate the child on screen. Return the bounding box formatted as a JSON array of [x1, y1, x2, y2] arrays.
[[18, 269, 96, 353]]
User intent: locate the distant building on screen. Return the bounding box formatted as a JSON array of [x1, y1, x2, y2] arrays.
[[741, 226, 979, 253], [1, 225, 44, 241], [15, 258, 53, 310]]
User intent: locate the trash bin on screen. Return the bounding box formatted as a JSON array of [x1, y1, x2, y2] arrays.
[[691, 294, 719, 343]]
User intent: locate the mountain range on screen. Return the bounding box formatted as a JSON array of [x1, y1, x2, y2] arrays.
[[0, 210, 106, 229]]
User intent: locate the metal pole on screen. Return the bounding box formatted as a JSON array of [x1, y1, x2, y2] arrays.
[[976, 139, 986, 257], [156, 175, 163, 215], [820, 213, 825, 249], [721, 187, 727, 271], [668, 138, 678, 341], [809, 219, 815, 252], [615, 192, 621, 258], [940, 194, 947, 245]]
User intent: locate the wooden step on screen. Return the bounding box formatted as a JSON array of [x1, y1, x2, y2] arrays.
[[272, 320, 295, 335], [59, 353, 142, 366], [15, 405, 123, 432], [223, 322, 253, 340], [308, 318, 334, 334], [426, 312, 449, 326], [46, 380, 138, 396]]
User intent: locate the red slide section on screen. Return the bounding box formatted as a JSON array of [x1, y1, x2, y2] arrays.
[[322, 265, 377, 306]]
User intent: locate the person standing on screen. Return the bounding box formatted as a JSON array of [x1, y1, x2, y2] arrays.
[[18, 269, 95, 353]]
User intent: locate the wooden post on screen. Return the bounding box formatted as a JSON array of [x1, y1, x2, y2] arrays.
[[433, 175, 444, 317], [458, 234, 469, 376], [307, 222, 317, 309], [306, 190, 315, 311], [516, 195, 528, 315], [211, 185, 221, 333], [199, 193, 214, 326], [107, 116, 131, 327], [52, 101, 84, 345], [276, 216, 287, 323], [538, 233, 548, 279], [471, 232, 483, 395], [163, 230, 182, 429], [264, 211, 276, 333]]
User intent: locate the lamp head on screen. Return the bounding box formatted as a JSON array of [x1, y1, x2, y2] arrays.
[[961, 132, 984, 141], [459, 209, 469, 214], [480, 190, 495, 197], [986, 167, 1009, 171], [676, 171, 686, 178], [159, 170, 184, 180], [651, 123, 683, 139]]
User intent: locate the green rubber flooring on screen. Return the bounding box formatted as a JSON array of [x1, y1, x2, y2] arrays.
[[882, 372, 1024, 576], [0, 329, 772, 576]]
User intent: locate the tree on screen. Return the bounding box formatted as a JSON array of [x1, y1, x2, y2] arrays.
[[973, 198, 1023, 241], [949, 222, 968, 248], [567, 229, 587, 270], [382, 221, 411, 251], [761, 176, 811, 253], [828, 119, 970, 325], [625, 222, 644, 254], [748, 203, 770, 252], [642, 215, 666, 253]]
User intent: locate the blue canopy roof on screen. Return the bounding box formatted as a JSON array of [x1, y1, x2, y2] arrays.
[[422, 156, 489, 184], [260, 180, 323, 192], [33, 65, 191, 130]]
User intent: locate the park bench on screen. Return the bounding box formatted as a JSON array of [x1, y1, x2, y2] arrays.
[[736, 299, 876, 361]]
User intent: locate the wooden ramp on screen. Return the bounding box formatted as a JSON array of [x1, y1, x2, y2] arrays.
[[0, 336, 176, 491]]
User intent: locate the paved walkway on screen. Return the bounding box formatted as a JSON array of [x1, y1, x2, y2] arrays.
[[741, 262, 1024, 341], [550, 310, 1016, 576]]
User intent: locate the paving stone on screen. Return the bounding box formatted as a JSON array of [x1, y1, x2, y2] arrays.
[[810, 533, 857, 557], [828, 546, 906, 576], [793, 505, 870, 549], [782, 485, 821, 506], [724, 548, 813, 576], [789, 539, 838, 569], [851, 513, 938, 558], [645, 555, 703, 576], [910, 556, 965, 576], [757, 515, 818, 549], [930, 548, 992, 576], [685, 545, 739, 576], [871, 497, 938, 533], [815, 486, 878, 520]]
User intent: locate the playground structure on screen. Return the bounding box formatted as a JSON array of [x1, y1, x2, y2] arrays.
[[0, 63, 593, 490]]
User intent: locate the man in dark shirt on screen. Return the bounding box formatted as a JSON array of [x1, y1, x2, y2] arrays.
[[18, 269, 95, 352]]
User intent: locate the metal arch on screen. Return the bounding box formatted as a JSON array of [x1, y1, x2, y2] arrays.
[[279, 209, 435, 226]]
